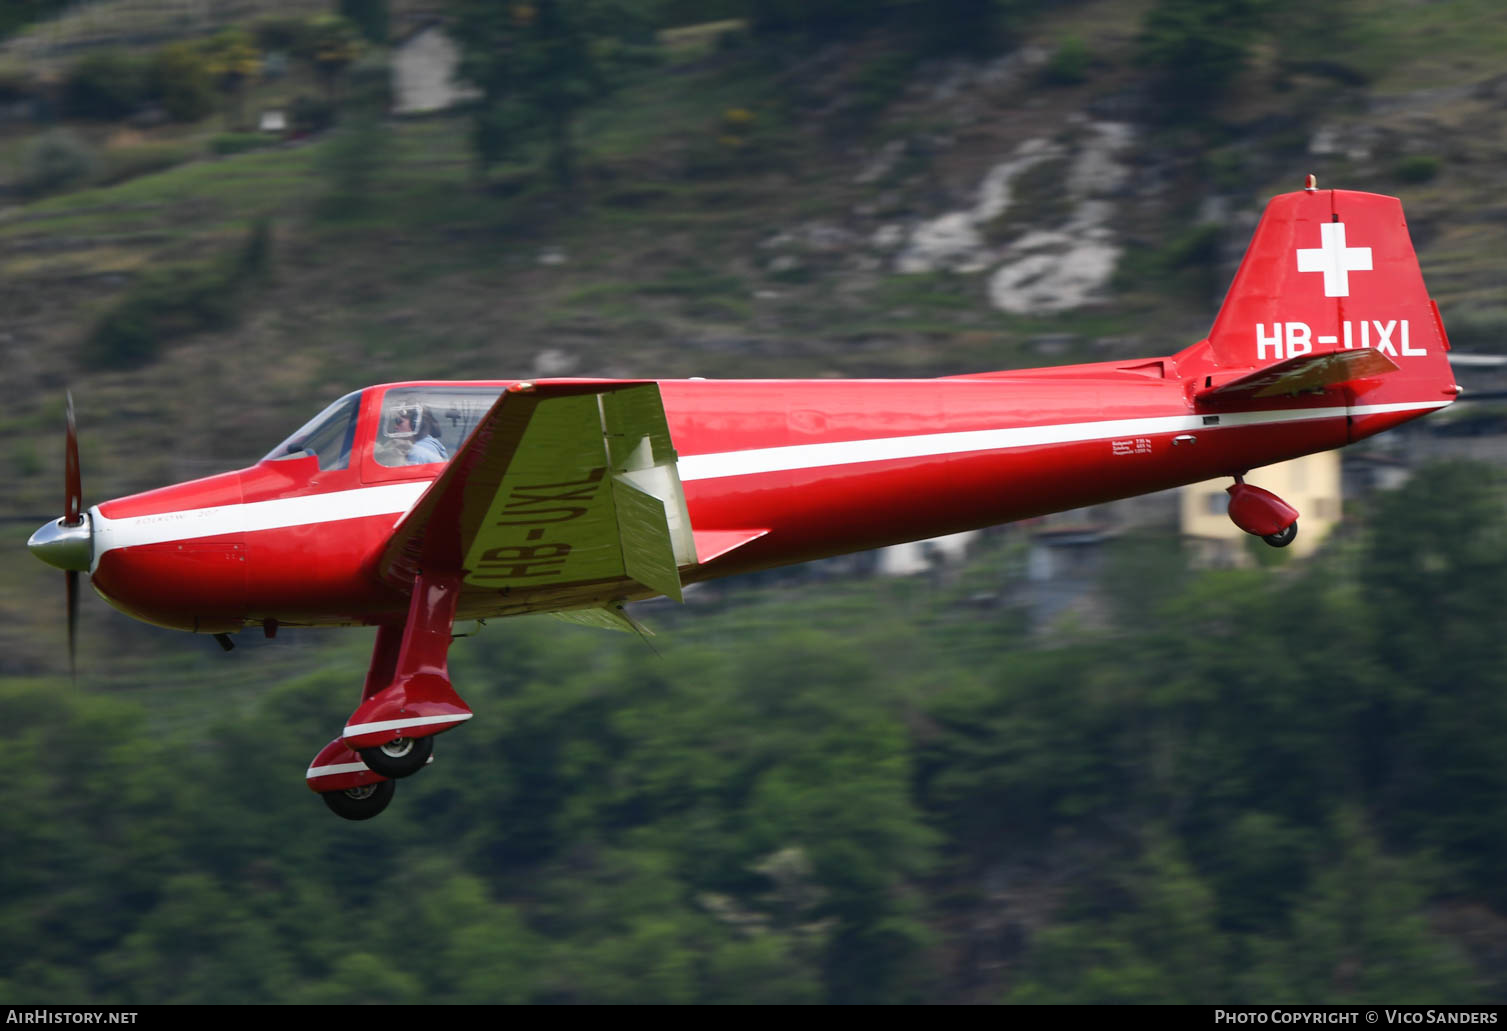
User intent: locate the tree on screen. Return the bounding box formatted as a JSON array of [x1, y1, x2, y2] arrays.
[[339, 0, 390, 44], [19, 128, 96, 196], [60, 50, 148, 120], [317, 103, 392, 217], [747, 0, 1010, 54], [0, 0, 68, 41], [1137, 0, 1266, 120], [315, 49, 394, 217], [1356, 463, 1507, 904], [150, 43, 216, 123], [1006, 835, 1227, 1003], [296, 14, 365, 102], [448, 0, 655, 188], [202, 29, 261, 130], [1236, 812, 1476, 1003], [747, 0, 868, 35]]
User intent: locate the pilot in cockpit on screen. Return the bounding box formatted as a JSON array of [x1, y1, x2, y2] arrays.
[[380, 403, 449, 466]]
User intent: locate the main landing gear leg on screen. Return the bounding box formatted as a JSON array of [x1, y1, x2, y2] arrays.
[[304, 571, 470, 820]]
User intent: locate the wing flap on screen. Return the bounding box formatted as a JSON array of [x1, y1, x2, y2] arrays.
[[613, 476, 682, 602]]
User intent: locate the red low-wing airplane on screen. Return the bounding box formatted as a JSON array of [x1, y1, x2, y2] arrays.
[[28, 183, 1460, 819]]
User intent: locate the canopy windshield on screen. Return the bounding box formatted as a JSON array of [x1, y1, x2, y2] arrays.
[[262, 390, 363, 471]]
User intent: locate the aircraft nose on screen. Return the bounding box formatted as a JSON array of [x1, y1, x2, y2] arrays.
[[28, 515, 92, 572]]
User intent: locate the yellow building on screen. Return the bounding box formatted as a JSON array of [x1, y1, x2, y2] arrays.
[[1180, 451, 1342, 565]]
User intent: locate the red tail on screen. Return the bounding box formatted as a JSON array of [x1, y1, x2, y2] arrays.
[[1177, 186, 1459, 440]]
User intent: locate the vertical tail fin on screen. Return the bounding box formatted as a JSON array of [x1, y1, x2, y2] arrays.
[[1180, 186, 1458, 438]]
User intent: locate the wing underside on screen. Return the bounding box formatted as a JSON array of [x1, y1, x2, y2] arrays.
[[379, 382, 695, 614]]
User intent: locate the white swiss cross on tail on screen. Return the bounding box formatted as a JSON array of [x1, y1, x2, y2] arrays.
[[1296, 221, 1372, 297]]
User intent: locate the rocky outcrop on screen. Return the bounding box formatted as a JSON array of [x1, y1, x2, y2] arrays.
[[887, 120, 1135, 315]]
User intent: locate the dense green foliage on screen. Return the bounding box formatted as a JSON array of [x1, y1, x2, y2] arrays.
[[31, 10, 371, 129], [1136, 0, 1368, 121], [315, 53, 394, 217], [18, 128, 97, 196], [84, 220, 273, 369], [338, 0, 390, 45], [149, 43, 217, 123], [1137, 0, 1267, 118], [4, 465, 1503, 1002], [61, 50, 151, 120], [0, 0, 68, 41], [448, 0, 658, 186]]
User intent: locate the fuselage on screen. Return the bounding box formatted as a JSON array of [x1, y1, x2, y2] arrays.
[[79, 356, 1447, 634]]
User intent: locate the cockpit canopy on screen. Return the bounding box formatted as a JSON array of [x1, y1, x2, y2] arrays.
[[263, 386, 505, 472]]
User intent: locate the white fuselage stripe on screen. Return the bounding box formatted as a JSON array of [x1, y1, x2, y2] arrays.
[[674, 400, 1452, 481], [90, 481, 430, 568], [89, 400, 1452, 553], [1347, 400, 1456, 417]]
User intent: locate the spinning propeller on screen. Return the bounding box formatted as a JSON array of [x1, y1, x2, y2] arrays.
[[27, 392, 93, 674]]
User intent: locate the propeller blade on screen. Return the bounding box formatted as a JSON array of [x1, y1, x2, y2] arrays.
[[66, 570, 78, 677], [64, 392, 83, 678], [64, 391, 81, 527]]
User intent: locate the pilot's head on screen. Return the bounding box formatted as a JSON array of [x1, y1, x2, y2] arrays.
[[389, 405, 419, 439]]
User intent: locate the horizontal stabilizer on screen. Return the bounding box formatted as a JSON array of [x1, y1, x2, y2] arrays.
[[1196, 349, 1398, 404], [692, 528, 769, 565]]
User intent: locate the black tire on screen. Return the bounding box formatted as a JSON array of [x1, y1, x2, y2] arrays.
[[358, 734, 434, 779], [1263, 522, 1298, 548], [322, 779, 395, 821]]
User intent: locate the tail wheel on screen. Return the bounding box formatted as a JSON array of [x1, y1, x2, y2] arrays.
[[322, 779, 395, 821], [1263, 522, 1298, 548], [358, 734, 434, 779]]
